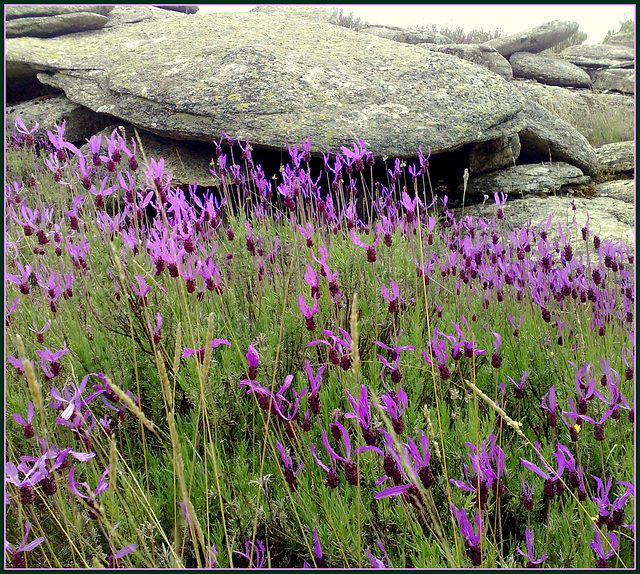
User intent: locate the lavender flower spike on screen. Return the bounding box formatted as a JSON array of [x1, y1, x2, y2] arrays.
[[516, 527, 547, 567]]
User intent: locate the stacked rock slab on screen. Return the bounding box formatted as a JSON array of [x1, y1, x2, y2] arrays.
[[482, 20, 579, 57], [509, 51, 592, 88], [5, 6, 114, 37]]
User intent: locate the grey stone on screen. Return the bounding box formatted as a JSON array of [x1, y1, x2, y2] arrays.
[[6, 10, 526, 158], [595, 179, 634, 203], [420, 43, 512, 79], [6, 12, 109, 38], [462, 162, 589, 199], [483, 20, 579, 57], [360, 25, 452, 45], [603, 32, 635, 49], [513, 80, 634, 145], [517, 101, 600, 176], [592, 68, 635, 94], [6, 96, 115, 143], [468, 134, 520, 175], [153, 6, 199, 14], [510, 51, 592, 88], [5, 6, 113, 19], [103, 6, 184, 28], [595, 141, 635, 175], [468, 194, 634, 251], [559, 44, 634, 69]]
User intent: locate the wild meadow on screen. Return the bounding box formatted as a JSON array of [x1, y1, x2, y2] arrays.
[[4, 116, 635, 569]]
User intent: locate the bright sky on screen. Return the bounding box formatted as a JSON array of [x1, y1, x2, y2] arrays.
[[197, 4, 635, 44]]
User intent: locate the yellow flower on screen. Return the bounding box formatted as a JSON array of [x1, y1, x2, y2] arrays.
[[573, 423, 582, 433]]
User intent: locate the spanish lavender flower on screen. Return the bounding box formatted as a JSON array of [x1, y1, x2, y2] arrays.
[[310, 443, 340, 488], [36, 342, 69, 380], [182, 338, 231, 363], [350, 227, 381, 263], [609, 481, 634, 530], [321, 420, 368, 486], [311, 528, 327, 568], [516, 527, 547, 568], [147, 312, 163, 346], [5, 521, 45, 568], [68, 464, 110, 519], [381, 280, 401, 314], [246, 343, 260, 380], [541, 386, 558, 428], [307, 328, 352, 370], [366, 540, 391, 569], [5, 458, 48, 504], [131, 275, 151, 306], [377, 387, 408, 435], [344, 384, 377, 446], [6, 297, 19, 327], [451, 504, 484, 566], [234, 538, 266, 568], [12, 401, 35, 439], [490, 332, 503, 368], [591, 475, 614, 527], [521, 477, 535, 511], [574, 407, 617, 441], [299, 292, 319, 331], [206, 545, 217, 568], [14, 116, 39, 147], [590, 525, 618, 567], [276, 440, 303, 492], [422, 329, 451, 381], [506, 371, 527, 400], [6, 261, 33, 295], [299, 222, 314, 248], [304, 360, 325, 416], [520, 442, 562, 500], [406, 431, 434, 489]]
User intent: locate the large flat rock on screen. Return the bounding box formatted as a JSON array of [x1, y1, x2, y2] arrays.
[[6, 9, 525, 158], [483, 20, 579, 57]]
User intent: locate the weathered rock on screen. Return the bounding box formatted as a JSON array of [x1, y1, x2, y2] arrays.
[[5, 6, 114, 19], [462, 162, 589, 199], [513, 80, 635, 145], [153, 6, 199, 14], [509, 51, 592, 88], [6, 12, 110, 38], [592, 68, 634, 94], [103, 6, 184, 28], [6, 96, 115, 143], [420, 43, 512, 79], [360, 25, 452, 44], [603, 32, 635, 49], [251, 5, 335, 23], [559, 44, 634, 69], [595, 141, 634, 175], [483, 20, 579, 57], [517, 101, 600, 176], [469, 194, 634, 250], [79, 123, 220, 189], [595, 179, 634, 203], [468, 135, 520, 174], [6, 10, 526, 158]]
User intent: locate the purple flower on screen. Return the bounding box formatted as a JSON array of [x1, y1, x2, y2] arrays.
[[591, 474, 614, 527], [276, 440, 303, 491], [310, 443, 340, 488], [5, 521, 45, 568], [381, 280, 400, 313], [234, 538, 266, 568], [305, 360, 325, 416], [344, 384, 377, 446], [320, 420, 368, 486], [5, 457, 48, 504], [12, 401, 36, 440], [521, 477, 535, 511], [312, 528, 327, 567], [490, 332, 502, 368], [366, 540, 391, 569], [541, 386, 558, 428], [36, 342, 69, 380], [298, 292, 319, 331], [507, 371, 527, 400], [246, 343, 260, 379], [590, 525, 618, 567], [68, 464, 110, 519], [520, 442, 562, 500], [516, 527, 547, 567], [350, 228, 381, 263], [376, 387, 408, 435], [182, 338, 231, 362], [451, 504, 484, 566]]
